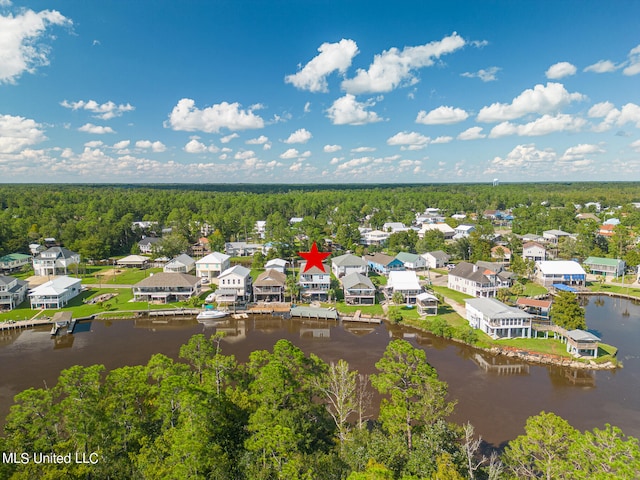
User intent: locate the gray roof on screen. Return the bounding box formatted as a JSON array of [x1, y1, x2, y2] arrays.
[[37, 246, 78, 259], [466, 297, 535, 320], [138, 237, 161, 246], [254, 269, 287, 287], [166, 254, 195, 267], [365, 252, 397, 266], [342, 272, 375, 290], [134, 272, 199, 288], [332, 253, 367, 267], [566, 329, 601, 342], [426, 250, 449, 261], [219, 265, 251, 278], [449, 262, 492, 283]]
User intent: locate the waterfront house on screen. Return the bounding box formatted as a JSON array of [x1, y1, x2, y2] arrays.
[[0, 275, 29, 310], [217, 265, 252, 304], [522, 241, 547, 263], [32, 247, 81, 277], [164, 254, 196, 274], [116, 255, 150, 269], [331, 253, 368, 278], [195, 252, 231, 281], [416, 292, 438, 316], [132, 272, 201, 303], [421, 250, 450, 269], [253, 269, 286, 302], [565, 329, 600, 358], [299, 262, 330, 301], [465, 297, 534, 339], [29, 276, 82, 309], [515, 297, 552, 323], [536, 261, 587, 287], [583, 257, 625, 278], [448, 262, 499, 298], [365, 253, 404, 276], [138, 236, 162, 254], [341, 272, 376, 305], [384, 270, 422, 304], [395, 252, 426, 270], [0, 253, 31, 273]]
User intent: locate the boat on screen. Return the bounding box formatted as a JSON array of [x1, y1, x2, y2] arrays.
[[197, 310, 228, 320]]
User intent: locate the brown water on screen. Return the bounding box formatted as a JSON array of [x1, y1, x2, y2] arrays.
[[1, 296, 638, 447]]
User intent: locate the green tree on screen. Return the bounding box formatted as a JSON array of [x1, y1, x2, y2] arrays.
[[550, 291, 586, 330], [416, 229, 446, 254]]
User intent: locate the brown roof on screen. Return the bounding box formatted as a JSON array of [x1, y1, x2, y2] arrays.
[[522, 241, 545, 249], [134, 272, 199, 288], [254, 269, 287, 287], [516, 297, 552, 308]]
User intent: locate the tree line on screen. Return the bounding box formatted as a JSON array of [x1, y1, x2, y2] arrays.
[[1, 335, 637, 479]]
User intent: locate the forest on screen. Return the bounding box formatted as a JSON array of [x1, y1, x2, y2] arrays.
[[1, 334, 638, 480]]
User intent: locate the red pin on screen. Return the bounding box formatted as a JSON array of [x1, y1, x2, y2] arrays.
[[299, 241, 330, 272]]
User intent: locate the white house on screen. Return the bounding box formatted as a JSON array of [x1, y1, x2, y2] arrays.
[[536, 261, 587, 287], [255, 220, 267, 239], [382, 222, 406, 233], [448, 262, 499, 298], [164, 254, 196, 273], [453, 224, 475, 239], [265, 258, 288, 274], [29, 276, 82, 309], [32, 247, 81, 277], [299, 262, 331, 300], [421, 250, 450, 269], [138, 237, 162, 254], [217, 265, 253, 303], [385, 270, 422, 304], [394, 252, 426, 270], [0, 275, 29, 310], [331, 253, 368, 278], [542, 229, 571, 245], [361, 229, 390, 246], [522, 241, 546, 263], [416, 292, 438, 316], [418, 223, 455, 240], [465, 297, 534, 339], [195, 252, 231, 280]]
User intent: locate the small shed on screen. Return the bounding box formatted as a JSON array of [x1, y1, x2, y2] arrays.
[[117, 255, 149, 269], [565, 329, 600, 358]]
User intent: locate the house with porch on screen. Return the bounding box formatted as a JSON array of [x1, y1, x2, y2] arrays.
[[361, 229, 390, 246], [416, 292, 438, 316], [224, 242, 264, 257], [565, 330, 600, 358], [542, 229, 572, 245], [32, 247, 81, 277], [138, 237, 162, 254], [0, 253, 31, 273], [164, 254, 196, 274], [395, 252, 426, 270], [331, 253, 368, 278], [29, 276, 82, 309], [190, 237, 211, 257], [195, 252, 231, 281], [421, 250, 450, 269], [465, 297, 534, 339], [536, 261, 587, 287], [583, 257, 625, 278], [217, 266, 252, 303], [515, 297, 552, 323], [253, 269, 286, 302], [117, 255, 150, 269], [365, 253, 404, 276], [132, 272, 201, 303], [0, 275, 29, 310], [447, 262, 500, 298], [342, 272, 376, 305], [384, 270, 423, 304], [522, 241, 546, 263], [299, 262, 331, 301]]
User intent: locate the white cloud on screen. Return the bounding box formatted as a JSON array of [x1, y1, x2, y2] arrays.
[[461, 66, 500, 82], [284, 128, 312, 144], [112, 140, 129, 149], [416, 105, 469, 125], [183, 139, 219, 154], [329, 157, 342, 165], [490, 144, 556, 168], [457, 126, 485, 141], [60, 99, 135, 120], [279, 148, 311, 160], [489, 114, 586, 138], [326, 94, 383, 125], [0, 114, 46, 153], [560, 143, 604, 162], [304, 102, 311, 113], [588, 101, 616, 118], [477, 82, 585, 122], [135, 140, 166, 152], [351, 146, 376, 152], [220, 133, 239, 144], [432, 136, 453, 144], [246, 135, 269, 145], [589, 102, 640, 131], [85, 140, 104, 148], [166, 98, 265, 133], [545, 62, 577, 79], [341, 32, 466, 94], [584, 59, 621, 73], [0, 8, 70, 84], [78, 123, 115, 134], [631, 139, 640, 152], [387, 131, 430, 150], [285, 39, 359, 92], [234, 150, 256, 160], [623, 44, 640, 76], [336, 156, 372, 171], [323, 144, 342, 153]]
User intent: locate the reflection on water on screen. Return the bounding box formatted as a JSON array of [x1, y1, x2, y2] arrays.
[[0, 295, 639, 446]]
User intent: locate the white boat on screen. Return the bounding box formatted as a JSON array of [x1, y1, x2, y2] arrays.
[[197, 310, 228, 320]]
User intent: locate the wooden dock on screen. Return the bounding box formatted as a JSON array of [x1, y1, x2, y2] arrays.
[[341, 310, 382, 324], [1, 317, 52, 332], [148, 309, 200, 317]]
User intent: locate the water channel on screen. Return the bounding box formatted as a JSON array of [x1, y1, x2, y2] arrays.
[[0, 295, 638, 447]]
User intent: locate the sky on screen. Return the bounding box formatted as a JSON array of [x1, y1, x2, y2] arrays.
[[1, 0, 639, 184]]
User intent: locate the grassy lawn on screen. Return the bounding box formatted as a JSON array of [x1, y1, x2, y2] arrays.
[[332, 303, 385, 316], [497, 337, 571, 357], [608, 274, 636, 284], [588, 282, 640, 297], [431, 285, 473, 305], [521, 280, 548, 297]]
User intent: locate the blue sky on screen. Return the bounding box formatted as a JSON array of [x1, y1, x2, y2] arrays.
[[1, 0, 639, 183]]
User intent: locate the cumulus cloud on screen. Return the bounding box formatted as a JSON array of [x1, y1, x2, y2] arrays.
[[490, 144, 556, 169], [631, 139, 640, 152], [432, 136, 453, 144], [326, 94, 383, 125], [461, 66, 500, 82], [220, 133, 239, 144], [623, 44, 640, 76], [341, 32, 465, 94], [60, 99, 135, 120], [416, 105, 469, 125], [284, 128, 312, 144], [166, 98, 265, 133], [183, 139, 219, 154], [78, 123, 115, 134], [135, 140, 166, 152], [477, 82, 585, 122], [584, 59, 621, 73], [489, 114, 586, 138], [0, 7, 71, 84], [545, 62, 577, 79], [285, 39, 359, 92], [323, 144, 342, 153], [559, 143, 604, 162], [336, 156, 372, 171], [279, 148, 311, 160], [0, 114, 46, 153], [246, 135, 269, 145], [112, 140, 129, 149], [457, 126, 485, 140], [387, 131, 430, 150], [588, 102, 640, 131], [351, 146, 376, 153]]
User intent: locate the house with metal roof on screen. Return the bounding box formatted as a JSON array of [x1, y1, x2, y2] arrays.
[[384, 271, 423, 304], [536, 261, 587, 287], [416, 292, 438, 316], [29, 276, 82, 309], [583, 257, 625, 278], [195, 252, 231, 280], [217, 266, 252, 303], [0, 253, 31, 273], [421, 250, 450, 269], [0, 275, 29, 310], [265, 258, 289, 274], [164, 254, 196, 274], [565, 329, 600, 358], [465, 297, 534, 339], [341, 272, 376, 305], [395, 252, 426, 270]]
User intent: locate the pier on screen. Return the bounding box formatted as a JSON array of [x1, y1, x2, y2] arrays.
[[290, 306, 338, 320]]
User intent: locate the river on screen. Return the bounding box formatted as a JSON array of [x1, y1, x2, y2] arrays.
[[0, 295, 638, 447]]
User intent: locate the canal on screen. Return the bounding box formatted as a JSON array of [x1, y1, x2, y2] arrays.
[[0, 295, 638, 447]]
